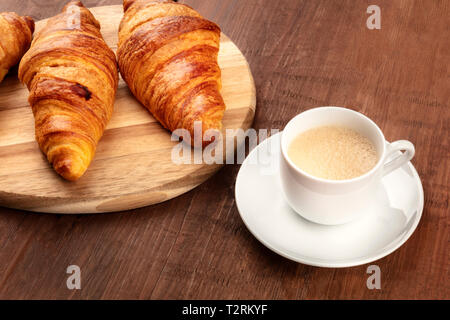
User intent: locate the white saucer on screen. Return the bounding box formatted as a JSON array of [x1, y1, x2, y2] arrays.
[[235, 133, 424, 268]]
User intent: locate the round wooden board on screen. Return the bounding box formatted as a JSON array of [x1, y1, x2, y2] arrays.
[[0, 5, 256, 214]]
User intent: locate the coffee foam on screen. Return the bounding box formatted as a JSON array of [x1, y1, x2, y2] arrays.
[[288, 126, 378, 180]]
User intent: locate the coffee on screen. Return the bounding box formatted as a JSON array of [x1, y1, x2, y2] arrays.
[[288, 126, 378, 180]]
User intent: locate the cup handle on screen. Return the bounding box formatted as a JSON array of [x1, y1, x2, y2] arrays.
[[382, 140, 415, 176]]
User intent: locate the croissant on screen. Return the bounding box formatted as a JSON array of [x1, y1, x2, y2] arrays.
[[0, 12, 34, 83], [118, 0, 226, 146], [18, 1, 118, 181]]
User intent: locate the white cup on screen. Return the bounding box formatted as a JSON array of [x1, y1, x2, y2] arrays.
[[280, 107, 415, 225]]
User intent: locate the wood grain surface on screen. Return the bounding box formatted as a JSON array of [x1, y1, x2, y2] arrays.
[[0, 5, 256, 214], [0, 0, 448, 299]]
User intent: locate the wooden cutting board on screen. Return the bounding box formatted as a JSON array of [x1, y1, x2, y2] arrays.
[[0, 5, 256, 214]]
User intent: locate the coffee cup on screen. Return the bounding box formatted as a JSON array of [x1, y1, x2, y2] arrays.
[[280, 107, 415, 225]]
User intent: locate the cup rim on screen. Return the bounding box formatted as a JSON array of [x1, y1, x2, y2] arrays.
[[281, 106, 387, 185]]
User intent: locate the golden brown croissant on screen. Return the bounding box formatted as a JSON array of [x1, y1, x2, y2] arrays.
[[18, 1, 118, 181], [0, 12, 34, 83], [118, 0, 226, 146]]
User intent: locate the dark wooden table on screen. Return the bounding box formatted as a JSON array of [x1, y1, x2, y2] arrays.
[[0, 0, 448, 299]]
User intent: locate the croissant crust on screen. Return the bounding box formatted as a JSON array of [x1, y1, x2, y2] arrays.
[[0, 12, 34, 83], [118, 0, 226, 146], [18, 1, 118, 181]]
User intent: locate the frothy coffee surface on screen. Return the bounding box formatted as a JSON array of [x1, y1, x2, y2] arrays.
[[288, 126, 378, 180]]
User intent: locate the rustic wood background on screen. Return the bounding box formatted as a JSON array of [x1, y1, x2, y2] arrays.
[[0, 0, 448, 299]]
